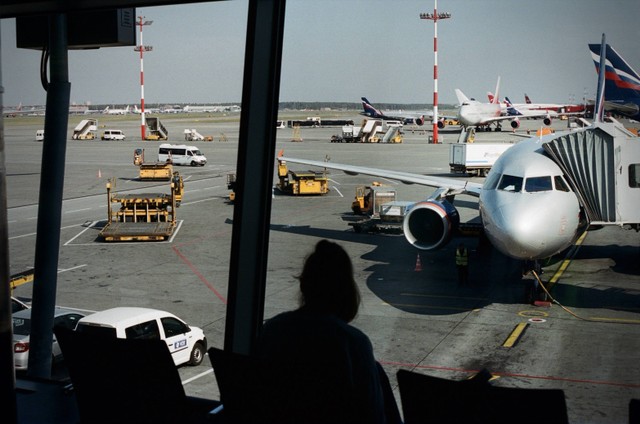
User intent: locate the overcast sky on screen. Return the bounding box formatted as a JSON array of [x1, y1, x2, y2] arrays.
[[1, 0, 639, 107]]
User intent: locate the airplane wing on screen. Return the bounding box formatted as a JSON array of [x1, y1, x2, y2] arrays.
[[278, 155, 483, 199]]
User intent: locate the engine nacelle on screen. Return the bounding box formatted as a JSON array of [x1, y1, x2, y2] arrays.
[[437, 119, 446, 129], [415, 115, 425, 126], [543, 116, 552, 126], [510, 118, 520, 129], [402, 199, 460, 251]]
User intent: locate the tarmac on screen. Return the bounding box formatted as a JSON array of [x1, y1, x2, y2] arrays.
[[6, 112, 640, 423]]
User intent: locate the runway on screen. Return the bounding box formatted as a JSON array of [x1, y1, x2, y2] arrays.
[[6, 112, 640, 423]]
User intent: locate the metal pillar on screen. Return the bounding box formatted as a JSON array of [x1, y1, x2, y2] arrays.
[[224, 0, 286, 355], [27, 14, 71, 379]]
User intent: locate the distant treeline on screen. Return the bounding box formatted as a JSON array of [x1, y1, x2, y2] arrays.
[[84, 101, 457, 111], [278, 101, 457, 111]]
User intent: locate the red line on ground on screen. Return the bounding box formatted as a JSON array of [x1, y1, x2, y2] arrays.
[[172, 245, 227, 305], [379, 360, 640, 389]]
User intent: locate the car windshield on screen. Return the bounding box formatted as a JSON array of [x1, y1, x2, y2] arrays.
[[12, 317, 31, 336]]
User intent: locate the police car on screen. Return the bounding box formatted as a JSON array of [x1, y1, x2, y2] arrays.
[[75, 307, 207, 367]]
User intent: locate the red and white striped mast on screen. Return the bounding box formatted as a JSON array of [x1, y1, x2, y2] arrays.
[[134, 16, 153, 140], [420, 1, 451, 143]]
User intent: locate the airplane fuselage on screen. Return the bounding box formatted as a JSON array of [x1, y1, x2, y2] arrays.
[[457, 102, 502, 127], [478, 134, 582, 260]]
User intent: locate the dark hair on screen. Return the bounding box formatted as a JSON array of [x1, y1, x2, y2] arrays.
[[298, 240, 361, 322]]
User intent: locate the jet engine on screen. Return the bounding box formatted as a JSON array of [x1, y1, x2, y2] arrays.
[[543, 116, 552, 126], [437, 119, 446, 129], [415, 115, 425, 126], [510, 118, 520, 129], [402, 199, 460, 250]]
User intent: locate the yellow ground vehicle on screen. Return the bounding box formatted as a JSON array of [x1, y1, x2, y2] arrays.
[[99, 173, 184, 242], [275, 158, 328, 195], [227, 173, 237, 203], [134, 148, 174, 181], [351, 183, 396, 216]]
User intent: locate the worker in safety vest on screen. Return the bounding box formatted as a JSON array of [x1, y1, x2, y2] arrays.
[[455, 243, 469, 285]]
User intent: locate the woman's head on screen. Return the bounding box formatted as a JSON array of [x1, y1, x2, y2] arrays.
[[298, 240, 361, 322]]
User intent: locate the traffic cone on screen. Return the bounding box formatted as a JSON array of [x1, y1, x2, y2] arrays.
[[97, 169, 102, 178], [414, 254, 422, 272]]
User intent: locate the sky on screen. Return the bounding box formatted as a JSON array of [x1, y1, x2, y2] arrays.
[[1, 0, 639, 107]]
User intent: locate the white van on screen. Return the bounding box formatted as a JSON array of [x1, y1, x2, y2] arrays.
[[101, 129, 126, 141], [158, 143, 207, 166], [75, 307, 207, 366], [35, 130, 45, 141]]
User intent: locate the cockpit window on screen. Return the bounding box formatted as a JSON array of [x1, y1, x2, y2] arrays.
[[525, 176, 552, 192], [554, 176, 571, 192], [497, 174, 523, 192]]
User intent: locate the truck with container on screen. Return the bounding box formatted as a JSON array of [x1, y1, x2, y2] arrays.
[[449, 142, 515, 176]]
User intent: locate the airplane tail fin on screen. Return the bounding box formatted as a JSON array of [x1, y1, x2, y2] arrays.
[[487, 92, 495, 103], [589, 35, 640, 119], [524, 94, 532, 104], [491, 77, 501, 104], [361, 97, 382, 117], [455, 89, 470, 106], [505, 97, 513, 107]]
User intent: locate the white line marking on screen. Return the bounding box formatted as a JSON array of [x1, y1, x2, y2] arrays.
[[182, 368, 213, 385]]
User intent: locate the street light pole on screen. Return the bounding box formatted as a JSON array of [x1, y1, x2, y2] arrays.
[[134, 16, 153, 140], [420, 0, 451, 143]]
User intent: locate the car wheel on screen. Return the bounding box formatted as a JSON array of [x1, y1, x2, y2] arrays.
[[190, 161, 197, 166], [189, 342, 205, 366]]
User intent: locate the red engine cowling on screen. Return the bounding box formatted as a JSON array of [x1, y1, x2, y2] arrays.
[[415, 115, 425, 126], [402, 200, 460, 250], [437, 119, 446, 129], [510, 118, 520, 129]]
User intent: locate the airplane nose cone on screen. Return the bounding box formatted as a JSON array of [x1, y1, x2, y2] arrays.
[[482, 193, 578, 260]]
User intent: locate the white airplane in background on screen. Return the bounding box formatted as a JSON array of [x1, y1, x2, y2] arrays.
[[456, 77, 559, 131], [279, 36, 640, 263], [3, 103, 46, 117], [103, 105, 130, 115]]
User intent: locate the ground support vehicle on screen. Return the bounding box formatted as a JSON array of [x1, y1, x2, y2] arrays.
[[145, 117, 168, 141], [275, 158, 328, 195], [71, 119, 98, 140], [133, 148, 174, 181], [227, 173, 236, 203], [449, 142, 514, 177], [101, 129, 125, 141], [99, 174, 183, 242], [75, 307, 207, 367], [349, 184, 407, 233], [183, 129, 205, 141]]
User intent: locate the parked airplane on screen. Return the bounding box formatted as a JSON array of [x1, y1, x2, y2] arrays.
[[456, 77, 555, 131], [360, 97, 427, 126], [3, 103, 46, 117], [104, 105, 130, 115], [280, 36, 640, 263], [589, 42, 640, 120]]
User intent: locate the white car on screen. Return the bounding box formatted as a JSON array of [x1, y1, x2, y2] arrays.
[[12, 306, 86, 371], [75, 307, 207, 367]]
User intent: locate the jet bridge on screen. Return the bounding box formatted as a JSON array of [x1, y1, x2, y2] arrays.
[[543, 122, 640, 229]]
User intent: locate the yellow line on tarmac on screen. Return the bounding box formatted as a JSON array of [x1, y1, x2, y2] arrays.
[[502, 322, 529, 348], [547, 232, 588, 289]]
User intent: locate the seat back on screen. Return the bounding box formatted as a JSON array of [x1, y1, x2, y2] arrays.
[[397, 369, 568, 424], [55, 326, 188, 424], [208, 347, 271, 424]]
